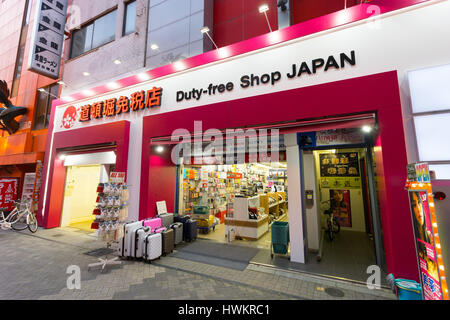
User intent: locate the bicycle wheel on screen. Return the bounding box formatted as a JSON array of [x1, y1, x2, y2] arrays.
[[28, 214, 38, 233], [333, 220, 340, 234], [10, 211, 28, 231]]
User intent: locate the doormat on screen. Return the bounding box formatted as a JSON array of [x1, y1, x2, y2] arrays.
[[173, 240, 260, 271], [84, 248, 115, 257]]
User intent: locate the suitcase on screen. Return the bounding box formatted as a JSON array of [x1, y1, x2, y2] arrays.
[[158, 213, 174, 228], [143, 217, 162, 232], [134, 227, 151, 259], [143, 232, 162, 262], [118, 221, 143, 257], [174, 215, 190, 224], [170, 222, 183, 245], [162, 228, 174, 255], [184, 219, 198, 242]]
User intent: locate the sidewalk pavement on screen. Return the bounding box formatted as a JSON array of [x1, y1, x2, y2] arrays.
[[0, 227, 396, 300]]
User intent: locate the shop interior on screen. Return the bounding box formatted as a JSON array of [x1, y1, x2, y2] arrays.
[[178, 161, 289, 250]]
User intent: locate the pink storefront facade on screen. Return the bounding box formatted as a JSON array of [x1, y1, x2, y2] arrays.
[[38, 0, 450, 282]]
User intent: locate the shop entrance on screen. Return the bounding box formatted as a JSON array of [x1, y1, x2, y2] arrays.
[[298, 143, 385, 283], [59, 151, 116, 232]]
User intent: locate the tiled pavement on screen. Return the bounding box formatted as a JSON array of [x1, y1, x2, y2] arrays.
[[0, 228, 396, 300]]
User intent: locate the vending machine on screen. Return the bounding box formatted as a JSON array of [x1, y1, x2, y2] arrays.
[[406, 163, 448, 300]]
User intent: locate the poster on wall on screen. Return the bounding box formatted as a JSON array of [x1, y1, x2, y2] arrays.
[[408, 190, 443, 300], [319, 152, 360, 177], [0, 178, 19, 212], [329, 189, 352, 228]]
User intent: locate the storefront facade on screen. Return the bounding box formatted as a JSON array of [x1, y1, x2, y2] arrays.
[[38, 0, 450, 281]]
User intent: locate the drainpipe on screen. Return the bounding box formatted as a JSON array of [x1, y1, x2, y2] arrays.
[[143, 0, 149, 68]]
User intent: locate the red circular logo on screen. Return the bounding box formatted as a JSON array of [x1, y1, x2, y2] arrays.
[[61, 106, 77, 129]]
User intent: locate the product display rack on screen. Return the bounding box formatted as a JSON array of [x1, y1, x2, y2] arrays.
[[88, 177, 129, 272]]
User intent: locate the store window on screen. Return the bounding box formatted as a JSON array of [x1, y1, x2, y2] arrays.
[[409, 64, 450, 180], [70, 9, 117, 59], [123, 1, 136, 36], [33, 84, 59, 130]]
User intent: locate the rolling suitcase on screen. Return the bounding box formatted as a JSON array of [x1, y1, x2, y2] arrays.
[[118, 221, 143, 257], [134, 227, 151, 259], [144, 217, 162, 232], [143, 232, 162, 262], [162, 228, 174, 255], [174, 215, 190, 225], [158, 213, 174, 228], [184, 219, 198, 242], [170, 222, 183, 245]]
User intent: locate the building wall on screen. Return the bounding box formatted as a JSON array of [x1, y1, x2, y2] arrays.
[[0, 0, 57, 193], [290, 0, 359, 25]]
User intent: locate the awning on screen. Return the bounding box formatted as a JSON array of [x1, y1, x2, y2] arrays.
[[0, 152, 44, 166]]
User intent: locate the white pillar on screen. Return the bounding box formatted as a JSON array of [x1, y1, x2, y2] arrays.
[[285, 133, 306, 263], [303, 150, 321, 251]]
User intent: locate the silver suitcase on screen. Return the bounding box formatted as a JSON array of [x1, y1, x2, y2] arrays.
[[133, 227, 151, 259], [170, 222, 183, 245], [143, 232, 162, 262], [118, 221, 143, 257], [158, 213, 174, 228]]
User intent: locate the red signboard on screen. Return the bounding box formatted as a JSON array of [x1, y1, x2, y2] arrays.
[[0, 178, 19, 211]]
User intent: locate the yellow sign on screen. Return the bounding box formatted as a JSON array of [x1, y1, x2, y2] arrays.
[[320, 177, 361, 189]]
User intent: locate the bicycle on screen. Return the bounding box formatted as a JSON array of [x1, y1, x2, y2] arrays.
[[0, 200, 38, 233], [320, 200, 340, 241]]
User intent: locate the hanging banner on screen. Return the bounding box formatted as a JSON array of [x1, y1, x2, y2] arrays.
[[408, 190, 443, 300], [320, 152, 360, 177], [28, 0, 68, 79], [0, 178, 20, 212]]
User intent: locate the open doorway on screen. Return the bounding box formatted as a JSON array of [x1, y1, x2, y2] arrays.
[[59, 151, 116, 233]]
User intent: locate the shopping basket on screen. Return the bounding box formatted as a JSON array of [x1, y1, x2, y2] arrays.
[[271, 221, 289, 258]]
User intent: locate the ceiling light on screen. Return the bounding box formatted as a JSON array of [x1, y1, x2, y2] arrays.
[[362, 125, 373, 133], [113, 59, 122, 65], [82, 72, 90, 76], [259, 4, 269, 13], [38, 88, 46, 92], [57, 81, 66, 86], [155, 146, 164, 153], [137, 72, 151, 81], [200, 26, 210, 34], [59, 154, 66, 161], [150, 44, 159, 50], [83, 89, 95, 96], [106, 82, 120, 90]]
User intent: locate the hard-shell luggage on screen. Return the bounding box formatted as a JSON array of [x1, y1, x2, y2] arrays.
[[118, 221, 143, 257], [158, 213, 174, 228], [184, 219, 198, 242], [143, 232, 162, 262], [133, 227, 151, 259], [170, 222, 183, 245], [162, 228, 174, 255], [143, 217, 162, 232], [174, 215, 190, 224]]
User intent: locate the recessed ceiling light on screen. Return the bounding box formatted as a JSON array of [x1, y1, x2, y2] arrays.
[[362, 125, 373, 133], [113, 59, 122, 65], [155, 146, 164, 153], [150, 44, 159, 50], [82, 72, 90, 76]]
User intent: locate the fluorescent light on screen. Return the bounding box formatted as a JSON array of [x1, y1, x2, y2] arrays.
[[113, 59, 122, 65], [150, 43, 159, 50], [83, 89, 95, 96], [38, 88, 46, 92], [362, 125, 372, 133], [82, 72, 90, 76], [137, 72, 151, 81], [200, 26, 210, 34], [259, 4, 269, 13], [106, 82, 120, 90]]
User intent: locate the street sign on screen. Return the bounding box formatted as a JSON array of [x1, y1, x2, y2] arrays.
[[27, 0, 68, 79]]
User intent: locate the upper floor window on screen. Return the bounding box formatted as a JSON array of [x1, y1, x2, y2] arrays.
[[70, 10, 117, 59], [123, 1, 136, 36], [33, 84, 59, 130]]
